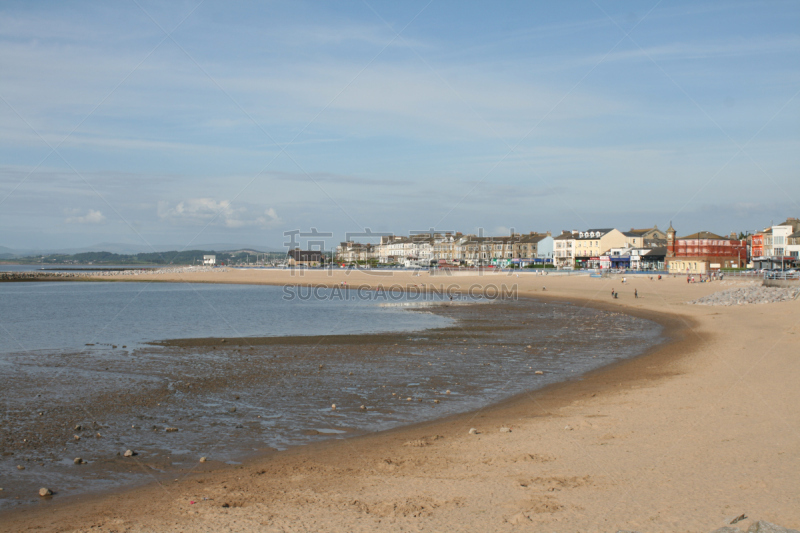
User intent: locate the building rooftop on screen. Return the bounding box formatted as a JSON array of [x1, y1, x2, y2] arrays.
[[576, 228, 614, 240], [677, 231, 726, 240], [288, 250, 323, 261]]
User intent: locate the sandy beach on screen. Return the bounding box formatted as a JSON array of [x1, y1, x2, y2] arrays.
[[2, 269, 798, 532]]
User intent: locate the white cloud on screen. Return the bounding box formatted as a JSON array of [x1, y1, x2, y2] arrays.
[[65, 209, 106, 224], [157, 198, 281, 228]]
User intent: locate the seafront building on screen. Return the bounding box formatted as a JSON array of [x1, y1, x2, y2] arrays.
[[665, 224, 748, 274], [553, 231, 576, 268], [573, 228, 626, 269], [329, 218, 797, 271], [623, 226, 667, 248], [751, 218, 800, 269], [287, 249, 323, 267]]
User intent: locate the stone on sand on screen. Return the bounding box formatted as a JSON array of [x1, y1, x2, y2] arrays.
[[39, 487, 52, 497], [468, 428, 479, 435], [746, 522, 800, 533], [508, 513, 531, 524], [123, 449, 136, 457]]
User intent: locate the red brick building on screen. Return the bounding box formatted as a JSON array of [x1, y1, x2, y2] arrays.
[[665, 224, 748, 274], [751, 232, 765, 259]]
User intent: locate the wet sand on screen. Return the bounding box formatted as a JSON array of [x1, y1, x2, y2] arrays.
[[2, 269, 798, 532]]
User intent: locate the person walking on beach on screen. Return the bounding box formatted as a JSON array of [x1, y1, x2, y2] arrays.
[[635, 288, 638, 298]]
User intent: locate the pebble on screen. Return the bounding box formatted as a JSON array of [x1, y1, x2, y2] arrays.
[[17, 465, 24, 470], [199, 457, 207, 463], [445, 390, 451, 395], [535, 370, 544, 375], [123, 449, 136, 457], [433, 399, 440, 404], [73, 458, 85, 465], [360, 405, 366, 410], [468, 428, 479, 435], [500, 427, 512, 433], [74, 424, 82, 431], [73, 435, 80, 441], [165, 427, 178, 432], [39, 487, 52, 497], [331, 404, 336, 410]]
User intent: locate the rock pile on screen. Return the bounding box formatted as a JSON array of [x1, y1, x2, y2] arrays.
[[689, 286, 800, 306], [619, 520, 799, 533], [90, 266, 228, 277], [712, 521, 800, 533], [0, 266, 228, 282]]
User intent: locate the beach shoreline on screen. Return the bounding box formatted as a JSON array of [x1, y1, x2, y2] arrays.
[[1, 270, 798, 532]]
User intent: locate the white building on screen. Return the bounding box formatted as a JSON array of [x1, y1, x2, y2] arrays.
[[203, 255, 216, 266], [761, 218, 800, 268], [553, 231, 577, 269]]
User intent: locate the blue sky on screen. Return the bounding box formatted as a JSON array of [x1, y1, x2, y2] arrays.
[[1, 0, 798, 252]]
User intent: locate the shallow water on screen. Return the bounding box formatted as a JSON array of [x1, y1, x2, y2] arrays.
[[0, 285, 663, 510], [0, 282, 455, 353]]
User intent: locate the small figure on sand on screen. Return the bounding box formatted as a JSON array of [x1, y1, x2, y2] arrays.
[[635, 288, 638, 298]]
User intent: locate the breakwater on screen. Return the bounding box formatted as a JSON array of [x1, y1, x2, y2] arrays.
[[0, 265, 227, 281]]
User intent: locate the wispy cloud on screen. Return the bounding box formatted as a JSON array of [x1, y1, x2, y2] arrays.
[[65, 209, 106, 224], [157, 198, 281, 229]]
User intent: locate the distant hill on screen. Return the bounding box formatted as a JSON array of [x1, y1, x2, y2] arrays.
[[0, 242, 282, 257]]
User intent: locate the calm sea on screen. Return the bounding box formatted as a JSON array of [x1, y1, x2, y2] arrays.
[[0, 282, 455, 353], [0, 282, 663, 509]]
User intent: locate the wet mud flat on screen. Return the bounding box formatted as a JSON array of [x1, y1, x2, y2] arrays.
[[0, 298, 662, 509]]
